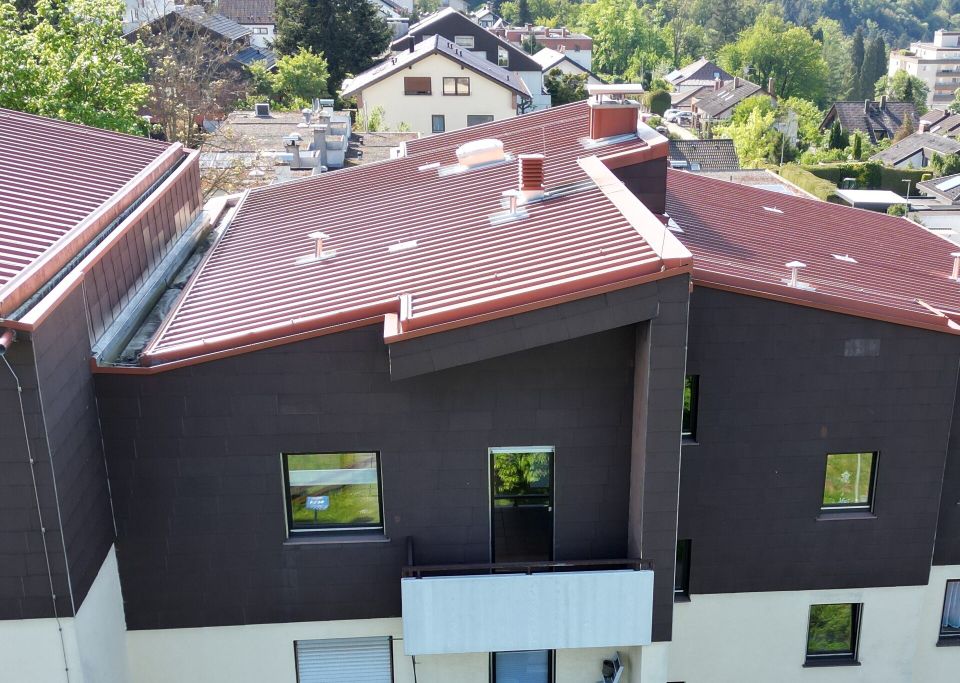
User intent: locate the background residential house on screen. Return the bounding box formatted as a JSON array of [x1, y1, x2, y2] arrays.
[[342, 35, 530, 135], [691, 76, 773, 123], [216, 0, 275, 47], [532, 47, 603, 86], [393, 8, 550, 110], [869, 130, 960, 168], [820, 98, 918, 144], [889, 29, 960, 108], [492, 26, 593, 71]]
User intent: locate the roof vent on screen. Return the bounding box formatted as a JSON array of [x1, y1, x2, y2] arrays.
[[518, 154, 545, 202], [388, 240, 418, 253], [832, 253, 857, 263], [952, 251, 960, 280], [296, 231, 336, 264], [456, 138, 505, 169], [783, 261, 813, 290], [762, 206, 783, 214]]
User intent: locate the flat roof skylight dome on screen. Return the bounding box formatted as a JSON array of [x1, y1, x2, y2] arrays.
[[456, 138, 505, 169]]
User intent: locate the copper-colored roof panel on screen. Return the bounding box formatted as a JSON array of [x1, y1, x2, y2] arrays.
[[0, 108, 177, 316]]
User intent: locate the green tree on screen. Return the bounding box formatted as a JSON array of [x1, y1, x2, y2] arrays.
[[892, 115, 914, 142], [577, 0, 668, 76], [851, 132, 863, 160], [828, 119, 848, 149], [715, 105, 779, 167], [950, 87, 960, 114], [274, 0, 390, 91], [874, 70, 929, 114], [886, 203, 908, 216], [718, 11, 828, 101], [813, 17, 851, 104], [517, 0, 531, 24], [777, 96, 823, 149], [269, 48, 330, 105], [646, 88, 672, 115], [544, 68, 587, 105], [0, 0, 149, 135], [860, 36, 887, 102], [931, 152, 960, 176], [849, 25, 865, 100]]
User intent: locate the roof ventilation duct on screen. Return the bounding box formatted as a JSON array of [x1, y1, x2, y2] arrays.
[[518, 153, 544, 202], [456, 138, 506, 169], [783, 260, 813, 290], [296, 231, 337, 264]]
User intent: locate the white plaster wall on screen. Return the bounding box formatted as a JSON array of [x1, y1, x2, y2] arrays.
[[359, 53, 519, 135], [0, 545, 126, 683], [543, 60, 603, 85], [410, 652, 489, 683], [242, 24, 275, 49], [668, 574, 960, 683], [0, 616, 78, 683], [73, 546, 129, 683], [911, 565, 960, 683]]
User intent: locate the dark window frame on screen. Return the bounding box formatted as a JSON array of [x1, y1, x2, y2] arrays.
[[403, 76, 432, 96], [820, 452, 879, 513], [675, 539, 691, 601], [431, 114, 446, 133], [682, 375, 699, 441], [467, 115, 494, 126], [804, 603, 862, 666], [490, 649, 555, 682], [443, 76, 471, 96], [941, 580, 960, 642], [282, 451, 385, 536]]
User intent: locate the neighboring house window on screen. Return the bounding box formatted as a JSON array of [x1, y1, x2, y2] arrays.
[[467, 115, 494, 126], [443, 76, 471, 95], [404, 76, 432, 95], [942, 581, 960, 640], [682, 375, 699, 440], [492, 650, 552, 682], [252, 26, 268, 34], [821, 452, 877, 512], [282, 452, 383, 534], [498, 46, 509, 67], [805, 603, 861, 664], [454, 35, 475, 48], [295, 637, 392, 683], [675, 539, 691, 600], [431, 115, 445, 133]]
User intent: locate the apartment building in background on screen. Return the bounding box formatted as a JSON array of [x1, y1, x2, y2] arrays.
[[1, 89, 960, 683], [889, 29, 960, 108]]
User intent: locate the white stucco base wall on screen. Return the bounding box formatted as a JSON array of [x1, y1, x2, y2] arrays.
[[128, 615, 664, 683], [0, 545, 127, 683], [668, 566, 960, 683]]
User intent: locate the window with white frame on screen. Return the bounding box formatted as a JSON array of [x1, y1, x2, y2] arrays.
[[454, 35, 475, 48]]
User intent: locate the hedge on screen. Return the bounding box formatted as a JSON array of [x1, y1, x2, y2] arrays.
[[777, 165, 841, 202], [798, 163, 930, 194]]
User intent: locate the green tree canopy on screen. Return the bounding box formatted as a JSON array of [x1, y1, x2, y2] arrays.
[[0, 0, 149, 134], [274, 0, 390, 91], [715, 105, 779, 167], [544, 68, 587, 105], [269, 48, 330, 105], [860, 35, 887, 101], [849, 25, 865, 100], [874, 70, 929, 115], [577, 0, 668, 76], [718, 10, 828, 102]]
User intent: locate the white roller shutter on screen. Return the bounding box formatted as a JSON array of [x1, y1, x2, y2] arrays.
[[295, 637, 393, 683]]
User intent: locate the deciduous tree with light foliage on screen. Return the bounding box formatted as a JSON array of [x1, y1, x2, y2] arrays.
[[250, 48, 330, 107], [577, 0, 668, 77], [718, 10, 828, 102], [0, 0, 149, 135], [874, 70, 928, 115], [716, 106, 779, 167]]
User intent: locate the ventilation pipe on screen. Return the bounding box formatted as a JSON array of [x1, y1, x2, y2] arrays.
[[302, 107, 313, 125], [0, 328, 15, 355], [283, 135, 302, 169], [785, 261, 806, 288], [310, 231, 330, 259]]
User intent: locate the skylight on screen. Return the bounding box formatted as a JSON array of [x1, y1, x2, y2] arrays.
[[936, 175, 960, 192], [762, 206, 784, 214]]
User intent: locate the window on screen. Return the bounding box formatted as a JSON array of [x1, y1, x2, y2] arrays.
[[443, 76, 471, 95], [283, 452, 383, 535], [252, 26, 268, 34], [404, 76, 432, 95], [454, 35, 475, 48], [821, 452, 877, 512], [498, 46, 509, 67], [492, 650, 552, 682], [431, 115, 445, 133], [295, 637, 392, 682], [467, 115, 494, 126], [675, 539, 691, 600], [682, 375, 699, 440], [805, 603, 861, 665], [942, 581, 960, 640]]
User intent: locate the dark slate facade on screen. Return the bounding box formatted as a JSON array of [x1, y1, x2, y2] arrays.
[[678, 287, 960, 594], [95, 276, 690, 637]]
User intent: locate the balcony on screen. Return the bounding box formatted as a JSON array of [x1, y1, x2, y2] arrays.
[[400, 559, 654, 655]]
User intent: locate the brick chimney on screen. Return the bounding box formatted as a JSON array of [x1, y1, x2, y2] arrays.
[[587, 84, 644, 140], [919, 120, 929, 133], [880, 94, 888, 109]]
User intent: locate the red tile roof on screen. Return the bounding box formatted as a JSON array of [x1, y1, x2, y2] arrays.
[[0, 109, 179, 317], [666, 170, 960, 333], [136, 102, 690, 367]]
